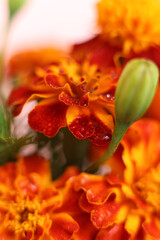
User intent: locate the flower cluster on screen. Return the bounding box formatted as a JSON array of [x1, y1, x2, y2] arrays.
[[0, 0, 160, 239]]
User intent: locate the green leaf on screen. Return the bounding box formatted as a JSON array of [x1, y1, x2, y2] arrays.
[[0, 96, 12, 139]]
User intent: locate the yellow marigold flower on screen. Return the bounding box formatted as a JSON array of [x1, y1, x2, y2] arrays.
[[97, 0, 160, 54]]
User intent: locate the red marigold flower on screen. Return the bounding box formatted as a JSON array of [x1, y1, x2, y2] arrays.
[[8, 54, 119, 146], [0, 155, 79, 240]]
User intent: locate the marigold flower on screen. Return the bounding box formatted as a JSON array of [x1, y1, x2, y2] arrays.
[[8, 54, 120, 145], [97, 0, 160, 54], [0, 155, 79, 240], [57, 119, 159, 239]]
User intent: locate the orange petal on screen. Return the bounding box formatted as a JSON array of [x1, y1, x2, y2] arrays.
[[57, 178, 82, 214], [143, 218, 160, 239], [91, 201, 121, 228], [49, 213, 79, 240], [73, 212, 98, 240], [45, 74, 66, 88], [74, 173, 120, 204], [16, 174, 41, 196], [59, 91, 89, 107], [96, 224, 129, 240], [53, 166, 80, 188], [28, 99, 67, 137], [122, 119, 160, 183], [146, 83, 160, 121]]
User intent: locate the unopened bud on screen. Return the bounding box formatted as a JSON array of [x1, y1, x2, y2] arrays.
[[115, 59, 159, 124]]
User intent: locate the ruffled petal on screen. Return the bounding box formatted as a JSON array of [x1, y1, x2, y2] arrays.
[[121, 119, 160, 183], [74, 173, 121, 204], [28, 99, 67, 137]]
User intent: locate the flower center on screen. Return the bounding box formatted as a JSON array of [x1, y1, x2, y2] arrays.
[[5, 198, 45, 236]]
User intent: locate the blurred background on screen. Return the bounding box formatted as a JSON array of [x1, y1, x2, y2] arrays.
[[0, 0, 98, 58]]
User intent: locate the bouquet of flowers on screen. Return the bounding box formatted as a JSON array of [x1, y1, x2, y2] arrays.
[[0, 0, 160, 239]]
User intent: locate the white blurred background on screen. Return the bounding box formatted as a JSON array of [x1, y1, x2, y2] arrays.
[[0, 0, 99, 58]]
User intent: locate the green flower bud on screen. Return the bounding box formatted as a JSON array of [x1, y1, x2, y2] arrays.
[[8, 0, 27, 19], [85, 59, 159, 174], [115, 59, 159, 124]]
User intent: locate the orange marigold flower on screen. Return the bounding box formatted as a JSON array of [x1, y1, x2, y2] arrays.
[[8, 55, 119, 145], [58, 119, 160, 239], [121, 119, 160, 184], [97, 0, 160, 54], [0, 155, 79, 240], [58, 169, 130, 239]]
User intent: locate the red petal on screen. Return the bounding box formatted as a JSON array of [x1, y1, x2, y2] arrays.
[[46, 74, 66, 88], [69, 114, 94, 139], [74, 173, 119, 204], [91, 201, 121, 228], [8, 86, 33, 116], [8, 86, 33, 106], [88, 115, 112, 146], [53, 166, 80, 188], [28, 99, 67, 137], [0, 162, 18, 186], [20, 155, 50, 177], [73, 212, 98, 240], [72, 35, 120, 68], [59, 91, 89, 107], [96, 224, 129, 240], [50, 213, 79, 240]]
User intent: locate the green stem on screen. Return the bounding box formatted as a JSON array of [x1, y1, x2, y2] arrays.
[[85, 121, 130, 173]]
